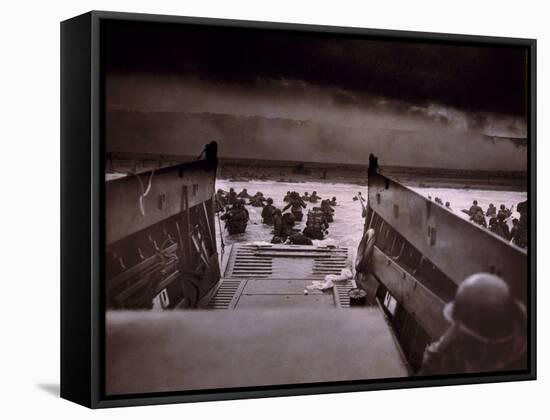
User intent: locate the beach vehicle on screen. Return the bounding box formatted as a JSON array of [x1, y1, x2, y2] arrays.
[[105, 144, 527, 393]]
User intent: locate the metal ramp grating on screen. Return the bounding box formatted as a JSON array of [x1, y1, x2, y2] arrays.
[[206, 280, 243, 309], [213, 244, 357, 310], [334, 281, 355, 308], [229, 245, 273, 278], [312, 249, 349, 277]]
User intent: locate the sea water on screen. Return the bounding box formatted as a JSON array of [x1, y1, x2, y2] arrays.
[[214, 179, 527, 257]]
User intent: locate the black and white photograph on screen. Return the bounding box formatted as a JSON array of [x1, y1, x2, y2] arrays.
[[3, 0, 550, 417], [102, 15, 532, 396]]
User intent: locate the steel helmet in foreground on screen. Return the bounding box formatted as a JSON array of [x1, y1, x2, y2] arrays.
[[443, 272, 526, 343]]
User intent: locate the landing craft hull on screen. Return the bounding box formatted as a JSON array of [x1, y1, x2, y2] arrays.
[[104, 151, 528, 392], [105, 153, 219, 310], [357, 169, 528, 371]]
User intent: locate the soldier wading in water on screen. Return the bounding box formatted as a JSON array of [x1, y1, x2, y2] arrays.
[[261, 198, 278, 225], [282, 191, 307, 222], [271, 212, 298, 244], [303, 208, 329, 240], [220, 199, 249, 235], [249, 192, 267, 207]]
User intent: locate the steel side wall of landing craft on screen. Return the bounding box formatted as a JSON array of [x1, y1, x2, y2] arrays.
[[367, 171, 527, 302], [106, 160, 217, 245]]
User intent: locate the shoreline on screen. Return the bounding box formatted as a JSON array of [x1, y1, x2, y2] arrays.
[[218, 174, 527, 192], [105, 151, 527, 192]]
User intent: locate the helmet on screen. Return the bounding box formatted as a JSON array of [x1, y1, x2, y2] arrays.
[[282, 213, 295, 224], [443, 273, 524, 342], [267, 198, 273, 204]]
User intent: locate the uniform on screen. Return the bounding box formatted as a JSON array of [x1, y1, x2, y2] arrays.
[[220, 203, 249, 234], [283, 192, 307, 222], [261, 199, 277, 225], [419, 273, 527, 375]]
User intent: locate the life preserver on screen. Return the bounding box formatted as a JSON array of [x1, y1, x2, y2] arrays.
[[355, 228, 376, 273]]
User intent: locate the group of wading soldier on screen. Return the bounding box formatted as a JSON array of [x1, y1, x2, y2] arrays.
[[461, 199, 528, 248], [414, 200, 528, 372], [216, 188, 337, 245]]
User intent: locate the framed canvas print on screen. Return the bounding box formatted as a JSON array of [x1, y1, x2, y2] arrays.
[[60, 11, 536, 408]]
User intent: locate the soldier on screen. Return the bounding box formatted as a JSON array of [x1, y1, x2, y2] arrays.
[[418, 273, 526, 375], [488, 217, 499, 236], [498, 204, 513, 219], [303, 217, 325, 240], [303, 207, 329, 240], [488, 217, 509, 239], [283, 191, 307, 222], [215, 189, 227, 213], [488, 214, 509, 239], [435, 197, 443, 205], [513, 200, 528, 249], [329, 196, 337, 206], [237, 188, 251, 199], [470, 210, 487, 228], [271, 209, 283, 243], [468, 200, 484, 217], [271, 212, 296, 243], [261, 198, 278, 225], [227, 188, 238, 206], [283, 191, 291, 202], [320, 199, 335, 223], [511, 217, 527, 249], [309, 191, 321, 204], [353, 192, 366, 202], [281, 212, 297, 236], [510, 219, 520, 242], [220, 200, 249, 234], [496, 213, 511, 240], [288, 233, 313, 245], [517, 200, 527, 221], [249, 192, 267, 207], [445, 201, 452, 211], [486, 203, 497, 218], [302, 192, 310, 202]]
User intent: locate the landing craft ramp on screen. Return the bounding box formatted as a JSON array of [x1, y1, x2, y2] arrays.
[[200, 243, 356, 309], [105, 244, 410, 395], [104, 148, 409, 395], [106, 309, 408, 395]]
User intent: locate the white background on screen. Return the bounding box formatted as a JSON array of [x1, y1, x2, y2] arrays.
[[0, 0, 547, 418]]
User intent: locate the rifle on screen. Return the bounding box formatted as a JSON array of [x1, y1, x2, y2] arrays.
[[355, 194, 367, 218]]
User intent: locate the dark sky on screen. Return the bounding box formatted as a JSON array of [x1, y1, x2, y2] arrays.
[[103, 19, 528, 116], [103, 19, 528, 170]]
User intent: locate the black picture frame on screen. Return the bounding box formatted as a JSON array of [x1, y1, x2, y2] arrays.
[[61, 10, 537, 408]]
